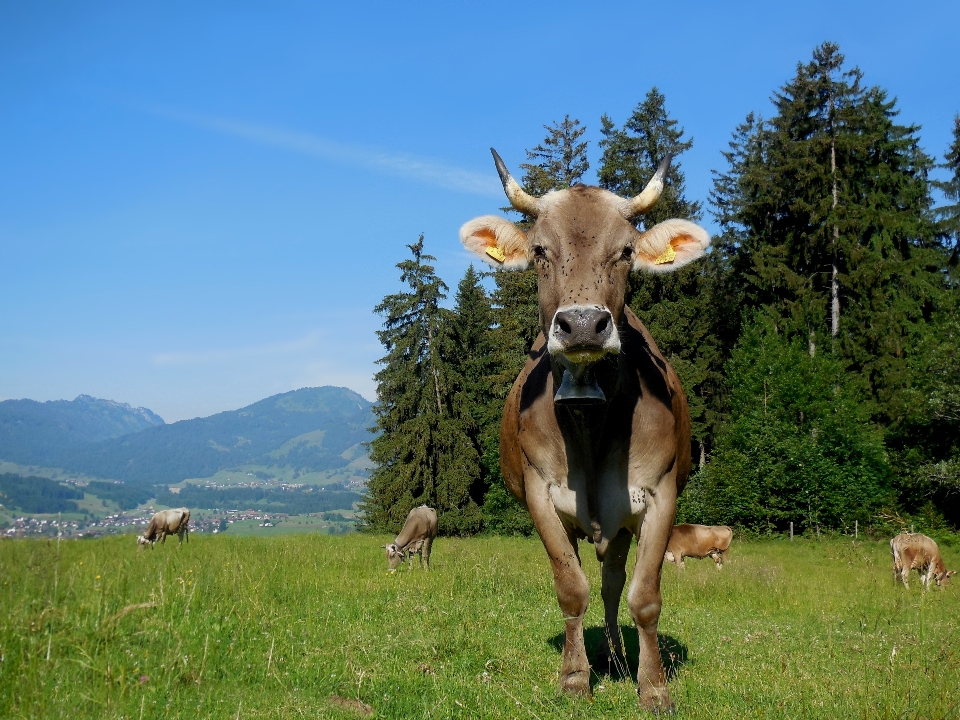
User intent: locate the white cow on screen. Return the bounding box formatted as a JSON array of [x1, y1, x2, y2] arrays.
[[138, 508, 190, 548]]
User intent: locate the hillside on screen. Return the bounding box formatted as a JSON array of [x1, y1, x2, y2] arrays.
[[0, 395, 164, 466], [52, 386, 374, 487]]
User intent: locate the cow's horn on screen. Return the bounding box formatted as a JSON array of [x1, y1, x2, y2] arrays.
[[620, 153, 672, 219], [491, 148, 540, 217]]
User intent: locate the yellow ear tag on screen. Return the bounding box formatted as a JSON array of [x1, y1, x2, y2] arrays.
[[485, 246, 506, 263], [653, 244, 676, 265]]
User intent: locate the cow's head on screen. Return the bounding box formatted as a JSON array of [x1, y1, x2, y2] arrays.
[[935, 569, 956, 587], [461, 149, 709, 401], [136, 535, 150, 547], [382, 543, 405, 571]]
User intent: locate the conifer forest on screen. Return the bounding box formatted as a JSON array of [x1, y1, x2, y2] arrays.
[[362, 43, 960, 538]]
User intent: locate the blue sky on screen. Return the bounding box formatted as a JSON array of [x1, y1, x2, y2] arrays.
[[2, 1, 958, 422]]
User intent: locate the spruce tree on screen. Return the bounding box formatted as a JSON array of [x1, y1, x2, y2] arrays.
[[597, 88, 720, 466], [716, 42, 944, 424], [699, 316, 892, 532], [479, 117, 589, 534], [362, 236, 481, 535], [519, 115, 590, 197], [490, 115, 591, 389], [704, 42, 956, 529], [933, 114, 960, 274]]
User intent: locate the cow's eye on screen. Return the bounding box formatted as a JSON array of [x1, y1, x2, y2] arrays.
[[533, 245, 547, 260], [619, 246, 634, 262]]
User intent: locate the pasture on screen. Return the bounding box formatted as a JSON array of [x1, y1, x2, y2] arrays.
[[1, 533, 958, 719]]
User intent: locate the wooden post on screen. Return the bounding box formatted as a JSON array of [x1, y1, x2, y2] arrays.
[[911, 524, 914, 533], [855, 520, 858, 540], [789, 522, 793, 541]]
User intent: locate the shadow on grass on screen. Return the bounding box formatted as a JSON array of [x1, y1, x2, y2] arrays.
[[548, 626, 690, 683]]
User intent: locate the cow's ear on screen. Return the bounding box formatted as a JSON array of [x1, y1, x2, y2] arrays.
[[460, 215, 530, 270], [633, 219, 709, 274]]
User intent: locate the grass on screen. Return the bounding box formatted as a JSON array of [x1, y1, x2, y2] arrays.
[[1, 533, 958, 719]]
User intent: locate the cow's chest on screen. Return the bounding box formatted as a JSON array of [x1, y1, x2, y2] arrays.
[[524, 407, 675, 546]]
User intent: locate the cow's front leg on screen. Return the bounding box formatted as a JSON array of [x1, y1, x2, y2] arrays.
[[628, 485, 677, 713], [597, 529, 632, 676], [528, 483, 591, 696]]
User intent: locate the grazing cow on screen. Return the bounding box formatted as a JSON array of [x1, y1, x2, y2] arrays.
[[664, 524, 733, 570], [137, 508, 190, 548], [890, 532, 955, 589], [383, 505, 437, 572], [460, 150, 709, 711]]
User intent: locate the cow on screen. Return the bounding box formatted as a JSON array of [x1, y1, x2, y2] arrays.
[[460, 149, 709, 712], [890, 532, 955, 589], [382, 505, 438, 572], [137, 508, 191, 548], [663, 524, 733, 570]]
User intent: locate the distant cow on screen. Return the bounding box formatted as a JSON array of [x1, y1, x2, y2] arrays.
[[664, 524, 733, 570], [137, 508, 190, 548], [383, 505, 437, 572], [890, 532, 955, 589]]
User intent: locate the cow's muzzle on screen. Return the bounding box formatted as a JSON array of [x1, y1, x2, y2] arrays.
[[549, 306, 618, 362], [548, 306, 619, 405]]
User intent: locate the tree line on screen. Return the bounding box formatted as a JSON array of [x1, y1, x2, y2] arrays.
[[361, 42, 960, 537]]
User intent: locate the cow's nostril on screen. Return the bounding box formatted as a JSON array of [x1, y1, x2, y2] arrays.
[[596, 317, 609, 335], [558, 319, 572, 335]]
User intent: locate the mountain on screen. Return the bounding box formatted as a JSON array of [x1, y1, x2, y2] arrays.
[[0, 395, 164, 466], [52, 387, 374, 487]]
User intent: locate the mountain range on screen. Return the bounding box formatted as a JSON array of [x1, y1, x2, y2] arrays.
[[0, 387, 375, 488], [0, 395, 164, 466]]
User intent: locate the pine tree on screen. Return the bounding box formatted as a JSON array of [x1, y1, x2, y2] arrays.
[[362, 236, 481, 535], [597, 88, 720, 465]]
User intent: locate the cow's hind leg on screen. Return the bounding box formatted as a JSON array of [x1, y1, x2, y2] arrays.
[[628, 489, 677, 713], [597, 529, 632, 677]]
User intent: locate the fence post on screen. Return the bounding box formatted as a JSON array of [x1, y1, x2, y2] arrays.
[[855, 520, 858, 540], [789, 521, 793, 541]]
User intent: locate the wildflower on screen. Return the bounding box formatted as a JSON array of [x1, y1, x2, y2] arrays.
[[139, 675, 149, 684], [96, 575, 101, 580]]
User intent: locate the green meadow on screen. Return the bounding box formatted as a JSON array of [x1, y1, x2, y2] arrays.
[[1, 534, 958, 719]]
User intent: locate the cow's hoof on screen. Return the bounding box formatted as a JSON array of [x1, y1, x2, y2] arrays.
[[560, 670, 591, 697], [638, 687, 674, 715]]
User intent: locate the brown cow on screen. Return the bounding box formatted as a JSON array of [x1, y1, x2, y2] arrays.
[[890, 532, 955, 589], [383, 505, 437, 572], [664, 524, 733, 570], [137, 508, 190, 548], [460, 150, 709, 712]]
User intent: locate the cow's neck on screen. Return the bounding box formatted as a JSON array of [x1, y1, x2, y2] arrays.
[[550, 347, 629, 546]]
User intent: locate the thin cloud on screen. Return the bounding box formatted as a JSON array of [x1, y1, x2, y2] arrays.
[[153, 331, 324, 367], [151, 106, 501, 197]]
